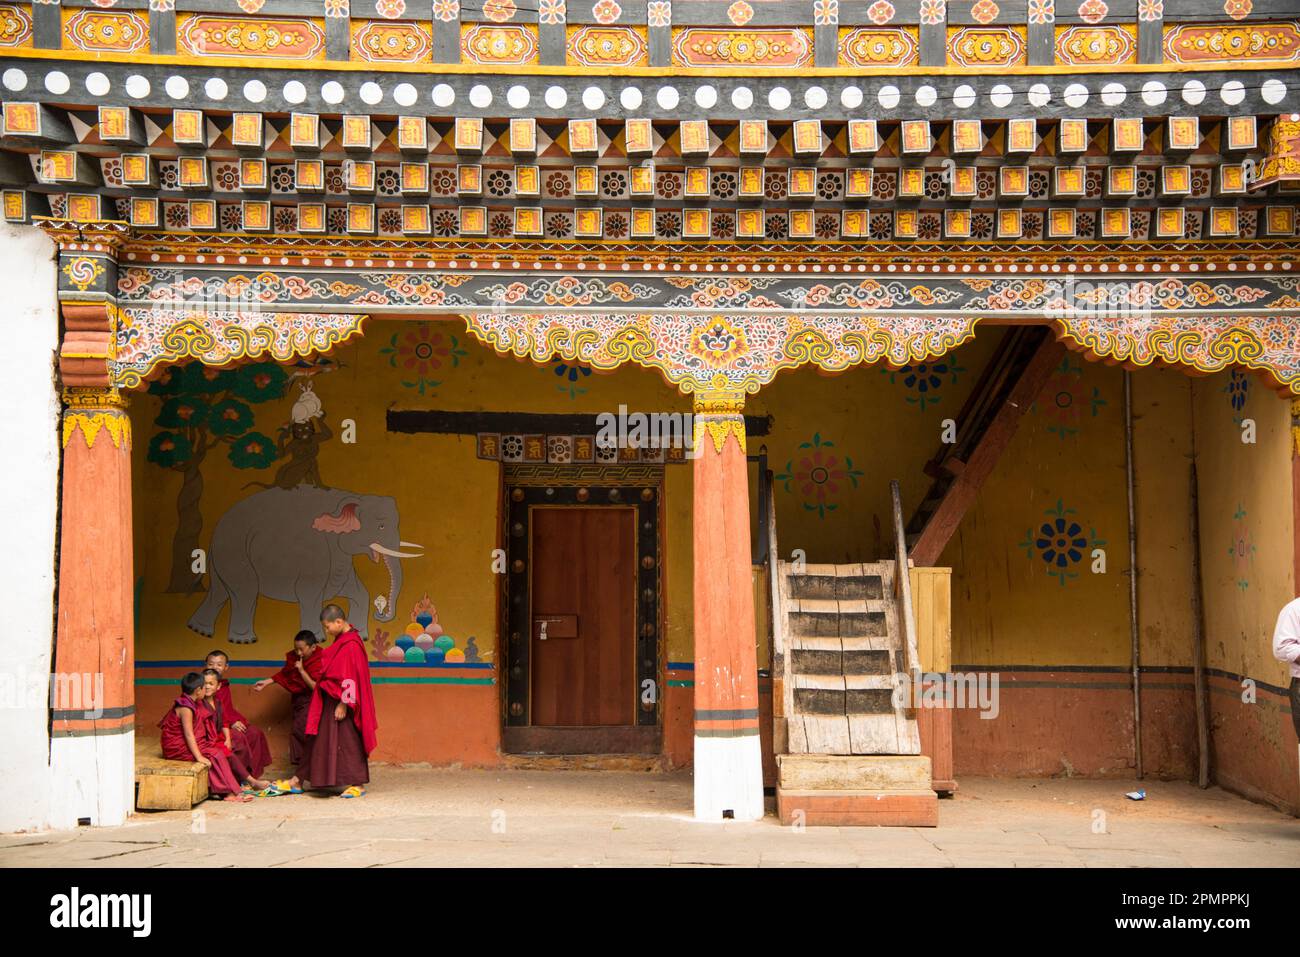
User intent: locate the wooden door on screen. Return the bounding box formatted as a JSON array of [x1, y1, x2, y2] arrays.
[[529, 507, 637, 727]]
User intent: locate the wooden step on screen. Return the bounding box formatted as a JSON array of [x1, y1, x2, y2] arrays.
[[787, 610, 887, 638], [793, 687, 894, 715], [777, 753, 932, 791], [785, 573, 884, 601], [789, 647, 892, 677]]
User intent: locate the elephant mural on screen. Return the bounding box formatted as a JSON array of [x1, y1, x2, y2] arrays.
[[188, 485, 422, 643]]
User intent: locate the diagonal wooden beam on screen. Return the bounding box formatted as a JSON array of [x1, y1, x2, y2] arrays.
[[909, 329, 1066, 567]]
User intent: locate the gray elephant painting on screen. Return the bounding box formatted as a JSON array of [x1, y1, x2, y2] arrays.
[[188, 485, 423, 643]]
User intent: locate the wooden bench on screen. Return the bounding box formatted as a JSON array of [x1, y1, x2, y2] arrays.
[[135, 741, 210, 810]]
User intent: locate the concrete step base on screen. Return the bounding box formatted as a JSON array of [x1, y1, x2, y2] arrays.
[[777, 753, 932, 791], [777, 788, 939, 827]]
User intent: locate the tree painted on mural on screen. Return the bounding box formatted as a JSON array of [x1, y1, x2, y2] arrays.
[[776, 432, 864, 519], [146, 361, 288, 593]]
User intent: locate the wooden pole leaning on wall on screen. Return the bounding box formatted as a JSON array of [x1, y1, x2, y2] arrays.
[[1123, 371, 1143, 780], [891, 480, 921, 718], [1189, 460, 1210, 790]]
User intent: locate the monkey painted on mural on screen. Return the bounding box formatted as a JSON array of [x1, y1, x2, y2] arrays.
[[245, 381, 334, 490]]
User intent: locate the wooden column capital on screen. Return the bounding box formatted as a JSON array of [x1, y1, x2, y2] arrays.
[[691, 390, 747, 454], [61, 387, 130, 452]]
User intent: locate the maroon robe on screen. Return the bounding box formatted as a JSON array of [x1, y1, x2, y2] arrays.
[[270, 648, 325, 772], [200, 697, 254, 782], [158, 695, 244, 797], [303, 630, 376, 788], [214, 677, 272, 778]]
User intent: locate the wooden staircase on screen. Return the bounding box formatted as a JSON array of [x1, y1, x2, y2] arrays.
[[772, 558, 937, 826]]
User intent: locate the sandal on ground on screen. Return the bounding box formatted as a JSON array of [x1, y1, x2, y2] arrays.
[[272, 778, 303, 794], [340, 785, 366, 798], [257, 784, 286, 797], [223, 793, 254, 803]]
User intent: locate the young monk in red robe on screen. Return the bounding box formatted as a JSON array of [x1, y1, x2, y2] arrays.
[[204, 650, 272, 779], [253, 630, 325, 792], [200, 669, 271, 792], [158, 672, 253, 803], [303, 605, 377, 797]]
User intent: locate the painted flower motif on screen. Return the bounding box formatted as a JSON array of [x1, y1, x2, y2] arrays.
[[1228, 503, 1255, 590], [323, 0, 349, 15], [1224, 0, 1251, 19], [375, 0, 405, 18], [971, 0, 999, 25], [1020, 500, 1104, 586], [236, 0, 265, 12], [156, 396, 209, 430], [688, 317, 748, 369], [148, 0, 174, 10], [91, 0, 118, 7], [647, 0, 670, 27], [553, 358, 592, 399], [379, 325, 467, 396], [881, 360, 965, 411], [1223, 368, 1250, 420], [813, 0, 839, 26], [482, 0, 516, 21], [1077, 0, 1107, 24], [432, 0, 460, 22], [727, 0, 753, 27], [592, 0, 620, 24], [1137, 0, 1161, 19], [207, 398, 255, 437], [1027, 0, 1053, 24], [1039, 358, 1106, 439], [228, 432, 279, 470], [919, 0, 945, 24], [539, 0, 565, 24], [232, 362, 289, 402], [866, 0, 894, 25], [776, 433, 864, 520]]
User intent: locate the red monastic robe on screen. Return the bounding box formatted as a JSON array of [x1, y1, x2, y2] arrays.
[[271, 648, 326, 769], [157, 694, 244, 796], [306, 630, 378, 754], [214, 677, 272, 777]]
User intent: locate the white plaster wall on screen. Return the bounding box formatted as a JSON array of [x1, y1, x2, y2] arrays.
[[0, 223, 60, 832]]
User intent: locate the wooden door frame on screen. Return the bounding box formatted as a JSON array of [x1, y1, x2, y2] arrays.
[[500, 471, 662, 755]]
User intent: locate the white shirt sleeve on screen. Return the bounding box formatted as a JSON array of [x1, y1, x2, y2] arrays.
[[1272, 599, 1300, 666]]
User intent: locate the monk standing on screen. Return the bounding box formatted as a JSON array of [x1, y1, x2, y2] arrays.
[[253, 629, 325, 792], [303, 605, 377, 798]]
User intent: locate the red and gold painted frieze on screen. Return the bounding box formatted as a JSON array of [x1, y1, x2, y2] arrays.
[[1055, 25, 1136, 66], [948, 26, 1026, 70], [1164, 21, 1300, 64], [177, 15, 326, 60], [567, 25, 648, 68], [837, 27, 918, 68], [351, 20, 432, 62], [461, 23, 538, 66], [0, 3, 31, 48], [64, 9, 148, 54], [671, 28, 813, 68]]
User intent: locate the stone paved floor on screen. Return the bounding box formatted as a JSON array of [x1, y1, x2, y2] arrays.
[[1, 772, 1296, 867]]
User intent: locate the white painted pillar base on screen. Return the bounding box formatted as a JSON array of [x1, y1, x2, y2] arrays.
[[693, 734, 764, 821], [48, 731, 135, 829]]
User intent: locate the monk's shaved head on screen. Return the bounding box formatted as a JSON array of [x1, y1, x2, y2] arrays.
[[320, 604, 346, 624]]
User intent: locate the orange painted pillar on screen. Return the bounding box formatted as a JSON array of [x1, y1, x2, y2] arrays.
[[692, 392, 763, 821], [50, 388, 135, 825], [1293, 399, 1300, 597]]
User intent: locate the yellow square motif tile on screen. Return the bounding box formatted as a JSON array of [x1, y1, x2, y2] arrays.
[[680, 120, 710, 154], [231, 113, 262, 148], [454, 117, 483, 152], [3, 102, 39, 136], [575, 207, 603, 238], [1161, 165, 1191, 195], [894, 210, 918, 238], [179, 157, 208, 188], [1218, 164, 1246, 194], [950, 167, 977, 198], [683, 208, 711, 239], [514, 165, 540, 196], [846, 168, 874, 199], [945, 209, 971, 238], [1054, 166, 1085, 197], [401, 163, 429, 193], [188, 199, 216, 229], [1107, 165, 1137, 196], [67, 194, 99, 221], [1167, 117, 1199, 151], [130, 197, 159, 228], [1266, 206, 1296, 236], [739, 166, 765, 199], [1100, 207, 1130, 238], [1047, 208, 1076, 238], [898, 167, 925, 199], [567, 119, 598, 154], [239, 159, 267, 190], [952, 119, 982, 154], [98, 107, 130, 141], [788, 168, 817, 198], [841, 209, 869, 238], [1007, 118, 1037, 153], [298, 204, 326, 232], [793, 120, 822, 155], [629, 165, 654, 196], [458, 164, 483, 195], [508, 118, 535, 154], [38, 150, 75, 182], [343, 116, 372, 150], [847, 120, 879, 154], [457, 206, 484, 236], [738, 208, 765, 239], [630, 207, 655, 238], [1227, 116, 1256, 153], [999, 166, 1029, 197], [121, 153, 154, 186], [173, 110, 203, 145], [901, 120, 931, 154], [398, 116, 428, 152], [574, 165, 599, 196], [291, 113, 320, 149], [739, 120, 768, 154], [242, 201, 270, 231], [1112, 118, 1143, 152], [296, 160, 324, 191], [1155, 207, 1185, 237], [1208, 207, 1238, 237], [625, 118, 653, 154], [787, 209, 814, 239], [515, 207, 543, 236], [346, 161, 375, 191], [685, 166, 711, 198], [402, 205, 430, 234], [997, 208, 1022, 238], [347, 203, 375, 233], [1058, 118, 1087, 153]]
